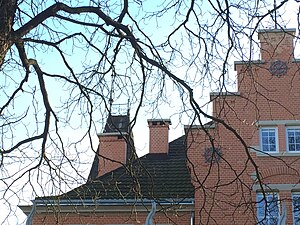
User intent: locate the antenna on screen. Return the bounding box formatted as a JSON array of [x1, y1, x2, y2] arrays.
[[274, 0, 277, 29], [109, 73, 116, 113], [108, 73, 130, 115], [127, 99, 130, 116]]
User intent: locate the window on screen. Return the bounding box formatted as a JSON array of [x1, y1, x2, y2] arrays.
[[260, 128, 278, 152], [287, 127, 300, 152], [257, 193, 279, 225], [293, 193, 300, 225]]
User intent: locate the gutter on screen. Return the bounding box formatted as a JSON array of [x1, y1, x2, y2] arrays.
[[19, 198, 194, 215], [27, 198, 194, 205]]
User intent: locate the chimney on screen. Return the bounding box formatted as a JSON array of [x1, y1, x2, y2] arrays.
[[97, 132, 128, 177], [258, 28, 295, 61], [147, 119, 171, 154], [88, 114, 134, 179]]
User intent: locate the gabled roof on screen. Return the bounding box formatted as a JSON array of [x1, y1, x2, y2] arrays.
[[37, 136, 194, 202]]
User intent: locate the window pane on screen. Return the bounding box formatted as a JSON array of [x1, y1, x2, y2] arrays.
[[293, 194, 300, 225], [287, 128, 300, 152], [269, 132, 275, 137], [269, 137, 275, 144], [267, 217, 278, 225], [257, 196, 265, 218], [261, 128, 277, 152], [257, 193, 279, 225], [289, 136, 295, 143], [269, 144, 276, 152], [262, 137, 269, 144]]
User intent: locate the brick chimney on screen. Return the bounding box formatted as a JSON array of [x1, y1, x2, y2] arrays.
[[147, 119, 171, 154], [258, 28, 296, 61], [88, 114, 134, 179], [97, 132, 128, 177]]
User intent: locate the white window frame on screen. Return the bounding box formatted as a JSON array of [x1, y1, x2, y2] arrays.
[[260, 127, 279, 153], [286, 127, 300, 152], [293, 193, 300, 225], [256, 192, 279, 225]]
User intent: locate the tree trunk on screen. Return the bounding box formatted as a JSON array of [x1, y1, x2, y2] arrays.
[[0, 0, 17, 68]]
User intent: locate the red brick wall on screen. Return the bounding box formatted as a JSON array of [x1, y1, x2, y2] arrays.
[[32, 211, 192, 225], [258, 29, 295, 61], [187, 29, 300, 224], [98, 134, 127, 177]]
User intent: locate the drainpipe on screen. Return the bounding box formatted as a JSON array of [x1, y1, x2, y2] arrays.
[[26, 200, 36, 225], [190, 212, 195, 225]]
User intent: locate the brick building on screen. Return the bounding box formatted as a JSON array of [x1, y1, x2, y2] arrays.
[[187, 28, 300, 224], [20, 28, 300, 224], [20, 116, 195, 225]]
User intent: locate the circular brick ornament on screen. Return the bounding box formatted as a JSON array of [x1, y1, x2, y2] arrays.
[[204, 147, 222, 163], [268, 60, 288, 77]]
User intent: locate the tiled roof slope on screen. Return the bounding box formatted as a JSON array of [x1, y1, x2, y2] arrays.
[[38, 136, 194, 202]]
